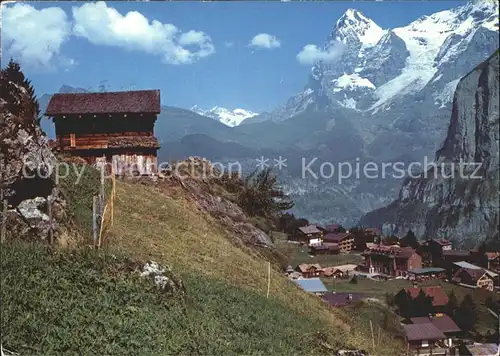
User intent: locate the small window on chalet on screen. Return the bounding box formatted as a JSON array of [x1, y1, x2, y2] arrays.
[[70, 133, 76, 147]]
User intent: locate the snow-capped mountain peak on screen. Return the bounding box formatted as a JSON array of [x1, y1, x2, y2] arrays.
[[332, 8, 385, 48], [190, 105, 258, 127]]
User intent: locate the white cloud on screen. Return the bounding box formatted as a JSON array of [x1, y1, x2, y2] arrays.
[[224, 41, 234, 48], [250, 33, 281, 49], [71, 2, 215, 65], [1, 3, 72, 70], [296, 42, 346, 65]]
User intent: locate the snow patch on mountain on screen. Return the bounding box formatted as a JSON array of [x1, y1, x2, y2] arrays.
[[332, 73, 375, 92], [369, 0, 499, 110], [191, 106, 258, 127], [434, 78, 460, 108]]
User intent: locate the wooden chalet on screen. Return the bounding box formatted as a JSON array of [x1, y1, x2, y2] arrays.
[[363, 245, 422, 277], [295, 225, 323, 245], [452, 267, 495, 291], [485, 252, 500, 272], [296, 264, 323, 278], [323, 232, 354, 253], [45, 90, 161, 175]]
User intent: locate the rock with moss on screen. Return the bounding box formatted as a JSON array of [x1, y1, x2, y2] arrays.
[[1, 61, 69, 243]]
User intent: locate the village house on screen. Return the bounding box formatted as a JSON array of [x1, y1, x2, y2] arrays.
[[408, 267, 446, 281], [295, 264, 323, 278], [452, 267, 495, 291], [363, 245, 422, 277], [426, 239, 452, 264], [309, 243, 340, 255], [322, 267, 343, 278], [403, 323, 447, 355], [427, 239, 453, 252], [363, 227, 380, 241], [295, 225, 323, 245], [438, 250, 478, 270], [323, 232, 354, 253], [463, 343, 500, 356], [407, 314, 461, 348], [323, 224, 342, 233], [45, 90, 161, 175], [485, 252, 500, 272], [396, 285, 449, 313], [322, 264, 359, 278]]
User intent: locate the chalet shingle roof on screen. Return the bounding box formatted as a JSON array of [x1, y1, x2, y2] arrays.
[[325, 224, 340, 232], [409, 315, 460, 334], [453, 267, 487, 283], [297, 264, 322, 273], [45, 90, 161, 115], [486, 252, 500, 260], [298, 225, 321, 235], [323, 232, 351, 243], [403, 323, 446, 341], [363, 245, 417, 260], [404, 286, 449, 307], [429, 238, 452, 246], [442, 250, 470, 257], [430, 315, 461, 334]]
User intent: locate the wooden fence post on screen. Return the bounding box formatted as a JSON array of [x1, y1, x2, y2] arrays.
[[47, 196, 53, 245], [370, 320, 375, 350], [266, 261, 271, 299], [92, 195, 97, 248], [110, 170, 115, 227], [1, 198, 7, 243]]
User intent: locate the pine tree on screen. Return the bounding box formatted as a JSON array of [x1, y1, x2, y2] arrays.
[[445, 289, 459, 319], [400, 230, 418, 249], [394, 291, 412, 318], [1, 59, 41, 124], [413, 289, 433, 317], [456, 294, 478, 333], [240, 168, 294, 219]]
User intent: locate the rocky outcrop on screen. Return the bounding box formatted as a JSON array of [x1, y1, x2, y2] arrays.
[[360, 50, 499, 247], [1, 64, 69, 242], [134, 156, 275, 250], [139, 261, 186, 299]]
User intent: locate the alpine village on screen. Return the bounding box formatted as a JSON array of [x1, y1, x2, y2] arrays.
[[1, 1, 499, 356]]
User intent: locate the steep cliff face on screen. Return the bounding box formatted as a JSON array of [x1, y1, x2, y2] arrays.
[[360, 50, 499, 247]]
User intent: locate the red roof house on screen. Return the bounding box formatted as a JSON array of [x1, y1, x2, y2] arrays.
[[403, 286, 449, 307]]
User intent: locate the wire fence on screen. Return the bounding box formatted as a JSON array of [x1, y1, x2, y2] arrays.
[[93, 169, 116, 249]]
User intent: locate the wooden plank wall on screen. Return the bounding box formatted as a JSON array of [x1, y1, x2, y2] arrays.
[[56, 132, 154, 150]]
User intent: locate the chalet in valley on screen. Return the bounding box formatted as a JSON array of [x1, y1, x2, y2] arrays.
[[396, 285, 449, 311], [452, 267, 495, 292], [295, 225, 323, 246], [363, 245, 422, 277], [485, 252, 500, 271], [323, 232, 354, 253], [295, 263, 323, 278], [45, 90, 161, 175]]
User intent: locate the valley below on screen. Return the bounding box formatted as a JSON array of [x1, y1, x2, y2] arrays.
[[38, 1, 499, 245]]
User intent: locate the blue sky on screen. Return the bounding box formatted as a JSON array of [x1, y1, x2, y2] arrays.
[[2, 1, 466, 112]]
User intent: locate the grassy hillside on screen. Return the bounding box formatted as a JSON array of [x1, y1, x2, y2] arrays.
[[106, 180, 404, 353], [1, 170, 405, 355]]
